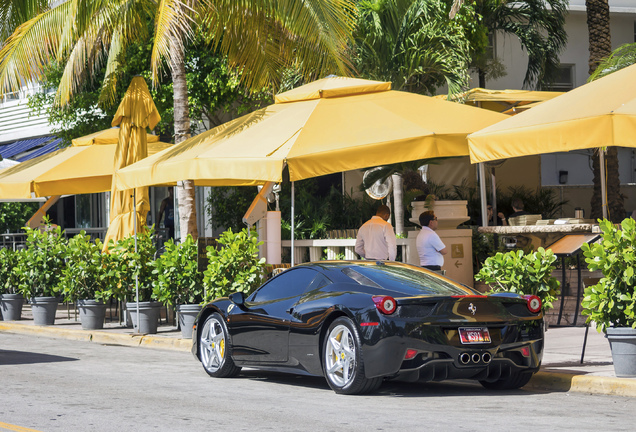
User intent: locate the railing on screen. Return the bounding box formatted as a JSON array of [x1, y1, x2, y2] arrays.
[[0, 233, 27, 250], [281, 238, 413, 264], [64, 227, 108, 241]]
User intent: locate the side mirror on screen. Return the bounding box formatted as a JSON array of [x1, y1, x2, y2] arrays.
[[229, 292, 246, 307]]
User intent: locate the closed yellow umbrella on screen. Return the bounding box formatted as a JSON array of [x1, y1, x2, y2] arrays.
[[115, 76, 507, 190], [103, 77, 161, 247], [0, 137, 170, 199]]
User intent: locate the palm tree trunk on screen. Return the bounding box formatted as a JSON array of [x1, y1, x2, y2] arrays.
[[586, 0, 625, 222], [586, 0, 612, 75], [170, 38, 198, 241], [478, 67, 486, 88], [392, 174, 404, 237]]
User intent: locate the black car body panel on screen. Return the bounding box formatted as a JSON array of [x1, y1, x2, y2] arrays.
[[192, 261, 544, 383]]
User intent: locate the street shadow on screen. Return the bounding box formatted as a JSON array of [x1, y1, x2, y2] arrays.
[[0, 349, 79, 365], [237, 370, 533, 397], [240, 369, 330, 391]]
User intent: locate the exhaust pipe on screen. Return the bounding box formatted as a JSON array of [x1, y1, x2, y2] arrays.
[[459, 352, 492, 365]]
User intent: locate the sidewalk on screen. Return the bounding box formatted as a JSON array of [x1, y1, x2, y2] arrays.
[[1, 309, 635, 397]]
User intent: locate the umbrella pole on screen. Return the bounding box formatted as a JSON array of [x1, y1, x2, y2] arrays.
[[291, 182, 295, 267], [478, 163, 488, 227], [600, 149, 608, 220], [134, 189, 140, 332], [490, 167, 497, 225]]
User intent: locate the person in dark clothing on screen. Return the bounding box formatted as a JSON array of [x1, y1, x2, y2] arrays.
[[158, 187, 175, 239], [508, 198, 528, 219], [488, 205, 507, 226]]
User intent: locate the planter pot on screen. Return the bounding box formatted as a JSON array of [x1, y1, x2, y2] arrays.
[[30, 296, 59, 325], [177, 304, 203, 339], [77, 300, 107, 330], [0, 293, 24, 321], [606, 327, 636, 378], [126, 301, 162, 334]]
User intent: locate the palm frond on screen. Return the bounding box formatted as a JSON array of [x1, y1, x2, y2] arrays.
[[152, 0, 196, 82], [0, 2, 71, 93], [0, 0, 49, 41], [200, 0, 356, 92]]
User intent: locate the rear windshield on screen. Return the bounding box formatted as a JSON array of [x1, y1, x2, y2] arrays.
[[343, 265, 470, 296]]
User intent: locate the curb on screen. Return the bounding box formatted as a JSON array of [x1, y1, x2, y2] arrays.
[[527, 371, 636, 398], [2, 321, 636, 397], [0, 322, 191, 352]]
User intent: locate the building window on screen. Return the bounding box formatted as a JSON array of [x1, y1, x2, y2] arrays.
[[486, 32, 496, 60], [544, 64, 575, 91]]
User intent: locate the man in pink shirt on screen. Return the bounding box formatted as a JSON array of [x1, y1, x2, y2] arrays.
[[355, 205, 397, 261]]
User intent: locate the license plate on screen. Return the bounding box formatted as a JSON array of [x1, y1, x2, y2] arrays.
[[458, 327, 491, 344]]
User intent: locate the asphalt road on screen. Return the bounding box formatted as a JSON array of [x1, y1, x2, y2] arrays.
[[0, 333, 633, 432]]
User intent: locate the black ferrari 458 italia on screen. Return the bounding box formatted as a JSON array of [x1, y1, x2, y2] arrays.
[[191, 261, 544, 394]]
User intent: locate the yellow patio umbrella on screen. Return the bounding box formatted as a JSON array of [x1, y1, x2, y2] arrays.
[[115, 76, 507, 190], [0, 132, 170, 199], [435, 88, 564, 114], [103, 77, 161, 247], [72, 127, 161, 146], [468, 63, 636, 218], [435, 88, 564, 224]]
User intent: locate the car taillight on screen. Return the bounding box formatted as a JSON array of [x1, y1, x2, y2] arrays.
[[373, 295, 396, 315], [404, 349, 418, 360], [524, 295, 542, 313]]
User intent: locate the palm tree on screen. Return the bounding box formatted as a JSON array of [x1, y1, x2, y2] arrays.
[[0, 0, 357, 240], [451, 0, 569, 89], [355, 0, 471, 96], [586, 0, 624, 222]]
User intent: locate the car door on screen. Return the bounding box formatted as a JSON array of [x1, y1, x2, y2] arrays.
[[228, 268, 319, 363]]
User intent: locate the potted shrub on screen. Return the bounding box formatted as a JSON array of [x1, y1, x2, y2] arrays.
[[152, 235, 204, 338], [61, 233, 115, 330], [475, 246, 560, 311], [109, 229, 159, 334], [13, 224, 66, 325], [581, 218, 636, 377], [0, 247, 24, 320], [203, 228, 266, 302]]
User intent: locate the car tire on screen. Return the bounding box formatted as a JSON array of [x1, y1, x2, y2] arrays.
[[199, 313, 241, 378], [322, 317, 382, 395], [479, 370, 534, 390]]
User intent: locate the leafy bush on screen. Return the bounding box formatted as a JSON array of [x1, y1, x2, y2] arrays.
[[14, 224, 67, 298], [581, 218, 636, 331], [0, 202, 39, 233], [203, 228, 266, 302], [475, 247, 560, 310], [60, 233, 115, 302], [107, 229, 157, 302], [152, 235, 204, 306], [0, 248, 20, 294]]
